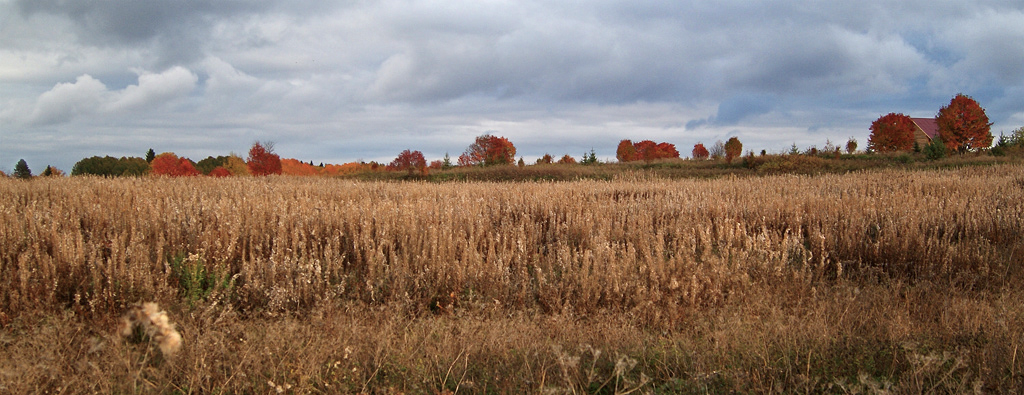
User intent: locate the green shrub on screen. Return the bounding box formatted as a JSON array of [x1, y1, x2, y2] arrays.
[[924, 137, 948, 160], [169, 252, 234, 307]]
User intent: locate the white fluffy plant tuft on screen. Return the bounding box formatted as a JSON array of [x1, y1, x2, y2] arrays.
[[118, 302, 183, 357]]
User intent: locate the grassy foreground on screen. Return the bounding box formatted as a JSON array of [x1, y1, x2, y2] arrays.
[[1, 166, 1023, 393]]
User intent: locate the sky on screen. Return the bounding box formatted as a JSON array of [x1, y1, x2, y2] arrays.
[[2, 0, 1024, 173]]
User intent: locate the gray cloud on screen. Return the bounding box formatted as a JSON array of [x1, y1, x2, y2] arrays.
[[3, 0, 1024, 173]]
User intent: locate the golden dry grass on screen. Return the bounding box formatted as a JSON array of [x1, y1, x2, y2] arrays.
[[1, 165, 1023, 393]]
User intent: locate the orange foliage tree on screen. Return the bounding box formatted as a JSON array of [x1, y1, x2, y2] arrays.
[[247, 142, 282, 176], [458, 135, 516, 166], [692, 143, 710, 159], [616, 140, 637, 162], [657, 142, 679, 159], [724, 137, 743, 163], [557, 154, 576, 164], [618, 139, 679, 162], [936, 94, 993, 153], [389, 150, 427, 175], [280, 158, 318, 176], [868, 113, 916, 152], [151, 153, 200, 177]]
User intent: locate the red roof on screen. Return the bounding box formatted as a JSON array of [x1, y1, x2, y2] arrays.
[[911, 118, 939, 139]]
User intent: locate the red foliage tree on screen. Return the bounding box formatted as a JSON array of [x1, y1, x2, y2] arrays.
[[247, 142, 282, 176], [459, 135, 516, 166], [868, 113, 916, 152], [692, 143, 710, 159], [633, 140, 660, 162], [724, 137, 743, 163], [616, 140, 637, 162], [208, 166, 231, 177], [936, 94, 993, 153], [389, 149, 428, 175], [656, 142, 680, 159], [151, 153, 200, 177], [557, 154, 576, 164]]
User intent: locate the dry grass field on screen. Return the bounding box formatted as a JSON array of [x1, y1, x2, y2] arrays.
[[1, 165, 1023, 393]]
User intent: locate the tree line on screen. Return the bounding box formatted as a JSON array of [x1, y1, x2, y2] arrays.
[[6, 94, 1021, 179]]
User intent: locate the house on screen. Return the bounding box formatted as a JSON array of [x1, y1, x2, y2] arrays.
[[911, 118, 939, 148]]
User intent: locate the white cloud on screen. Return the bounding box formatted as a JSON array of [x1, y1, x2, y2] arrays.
[[28, 74, 108, 125], [24, 67, 196, 125], [105, 67, 197, 113]]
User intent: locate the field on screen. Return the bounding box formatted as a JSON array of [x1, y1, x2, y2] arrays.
[[2, 165, 1023, 393]]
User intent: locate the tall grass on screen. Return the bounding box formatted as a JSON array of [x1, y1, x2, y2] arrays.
[[1, 166, 1022, 392]]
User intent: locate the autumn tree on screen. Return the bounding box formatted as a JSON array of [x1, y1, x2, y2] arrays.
[[557, 154, 576, 164], [616, 140, 637, 162], [458, 135, 516, 166], [657, 142, 680, 159], [208, 167, 231, 177], [724, 137, 743, 163], [223, 154, 250, 176], [247, 141, 282, 176], [389, 149, 427, 175], [280, 158, 318, 176], [151, 153, 200, 177], [868, 113, 916, 152], [692, 143, 710, 160], [41, 165, 65, 177], [846, 137, 858, 154], [537, 154, 553, 164], [936, 94, 993, 153]]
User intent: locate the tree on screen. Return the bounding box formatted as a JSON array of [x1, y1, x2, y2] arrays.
[[247, 141, 282, 176], [724, 137, 743, 163], [924, 136, 948, 160], [389, 149, 427, 175], [846, 137, 858, 154], [223, 154, 250, 176], [458, 134, 516, 166], [71, 156, 149, 177], [537, 154, 553, 164], [442, 153, 453, 169], [692, 143, 710, 160], [936, 94, 993, 153], [868, 113, 916, 152], [557, 154, 576, 164], [196, 156, 229, 175], [41, 165, 65, 177], [151, 153, 200, 177], [1009, 126, 1024, 147], [581, 149, 599, 165], [281, 158, 318, 176], [14, 159, 32, 179], [710, 140, 726, 159], [656, 142, 680, 159], [616, 140, 637, 162], [633, 140, 660, 162], [208, 166, 231, 177], [145, 148, 156, 163]]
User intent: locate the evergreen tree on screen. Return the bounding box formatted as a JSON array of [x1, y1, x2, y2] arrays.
[[146, 148, 156, 163], [14, 159, 32, 179]]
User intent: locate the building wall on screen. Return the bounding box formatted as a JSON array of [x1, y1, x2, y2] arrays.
[[913, 127, 932, 149]]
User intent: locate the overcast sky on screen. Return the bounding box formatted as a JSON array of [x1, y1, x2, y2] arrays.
[[2, 0, 1023, 172]]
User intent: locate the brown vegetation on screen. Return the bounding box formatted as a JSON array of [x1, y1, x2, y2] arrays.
[[2, 166, 1023, 392]]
